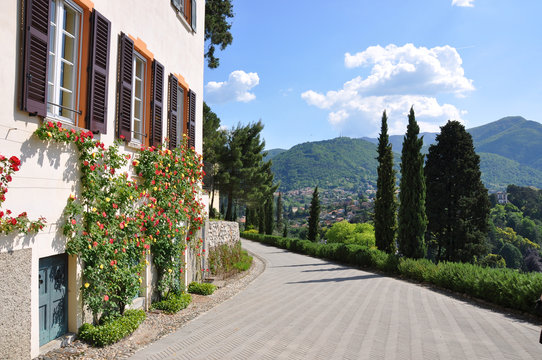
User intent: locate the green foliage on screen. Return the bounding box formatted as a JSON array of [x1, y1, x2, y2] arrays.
[[241, 231, 542, 315], [425, 121, 490, 263], [233, 250, 253, 271], [398, 108, 427, 258], [188, 282, 217, 295], [499, 243, 524, 269], [204, 0, 234, 68], [78, 309, 145, 347], [208, 241, 251, 275], [35, 121, 205, 321], [325, 221, 375, 247], [507, 185, 542, 220], [374, 111, 397, 254], [478, 254, 506, 269], [151, 293, 192, 314], [307, 187, 321, 241], [479, 153, 542, 190]]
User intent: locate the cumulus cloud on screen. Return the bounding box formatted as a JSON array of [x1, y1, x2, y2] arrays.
[[302, 43, 473, 136], [344, 44, 474, 96], [452, 0, 474, 7], [205, 70, 259, 103]]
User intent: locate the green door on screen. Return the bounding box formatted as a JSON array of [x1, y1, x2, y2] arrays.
[[39, 254, 68, 346]]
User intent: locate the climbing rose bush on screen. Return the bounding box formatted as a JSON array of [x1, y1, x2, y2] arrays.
[[0, 154, 46, 234], [35, 121, 205, 322]]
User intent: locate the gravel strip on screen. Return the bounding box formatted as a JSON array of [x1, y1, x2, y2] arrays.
[[36, 249, 265, 360]]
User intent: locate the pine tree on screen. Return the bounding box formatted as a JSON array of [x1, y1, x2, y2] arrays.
[[398, 108, 427, 258], [425, 121, 490, 263], [276, 192, 283, 233], [374, 111, 397, 254], [307, 186, 321, 241]]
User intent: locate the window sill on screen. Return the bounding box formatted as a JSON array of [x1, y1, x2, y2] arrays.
[[176, 11, 195, 34], [43, 116, 87, 133]]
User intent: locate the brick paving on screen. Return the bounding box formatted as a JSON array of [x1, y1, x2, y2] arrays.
[[130, 239, 542, 359]]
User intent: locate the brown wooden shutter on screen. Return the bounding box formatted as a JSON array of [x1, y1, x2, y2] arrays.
[[21, 0, 50, 117], [188, 90, 196, 149], [87, 10, 111, 134], [150, 60, 164, 147], [168, 74, 178, 150], [117, 33, 133, 142], [191, 0, 196, 31]]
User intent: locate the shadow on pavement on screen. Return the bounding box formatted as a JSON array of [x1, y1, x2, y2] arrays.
[[272, 263, 328, 268], [286, 273, 382, 284], [301, 267, 348, 272]]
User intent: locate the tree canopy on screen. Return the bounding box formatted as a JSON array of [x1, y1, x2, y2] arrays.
[[425, 121, 490, 263], [205, 0, 234, 68]]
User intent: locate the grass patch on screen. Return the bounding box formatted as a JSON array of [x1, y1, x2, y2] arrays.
[[233, 250, 253, 271]]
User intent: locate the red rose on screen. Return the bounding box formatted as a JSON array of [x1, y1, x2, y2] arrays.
[[104, 295, 109, 301], [11, 218, 17, 225], [71, 219, 76, 225]]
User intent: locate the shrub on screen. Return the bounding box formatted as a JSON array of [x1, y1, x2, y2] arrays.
[[233, 250, 253, 271], [188, 282, 216, 295], [78, 309, 145, 347], [398, 258, 438, 282], [151, 293, 192, 314]]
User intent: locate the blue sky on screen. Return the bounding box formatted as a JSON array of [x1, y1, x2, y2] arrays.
[[203, 0, 542, 150]]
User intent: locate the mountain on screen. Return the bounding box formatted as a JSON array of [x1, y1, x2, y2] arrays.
[[271, 116, 542, 192], [270, 137, 378, 192], [264, 148, 287, 162], [469, 116, 542, 171]]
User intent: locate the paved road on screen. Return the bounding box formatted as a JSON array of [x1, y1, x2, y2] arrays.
[[131, 239, 541, 359]]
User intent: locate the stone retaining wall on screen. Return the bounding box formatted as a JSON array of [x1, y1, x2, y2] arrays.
[[205, 221, 239, 248]]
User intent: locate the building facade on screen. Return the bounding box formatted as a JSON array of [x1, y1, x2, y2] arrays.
[[0, 0, 205, 358]]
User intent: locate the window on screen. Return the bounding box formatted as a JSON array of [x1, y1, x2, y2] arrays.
[[117, 33, 164, 147], [171, 0, 195, 31], [176, 85, 184, 147], [131, 52, 146, 144], [47, 0, 82, 123], [21, 0, 111, 132], [167, 74, 188, 149]]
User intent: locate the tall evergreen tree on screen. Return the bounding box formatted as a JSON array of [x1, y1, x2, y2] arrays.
[[425, 120, 490, 263], [283, 220, 288, 238], [398, 108, 427, 258], [374, 111, 397, 254], [307, 186, 321, 241], [265, 195, 274, 235], [276, 192, 283, 232], [258, 204, 265, 234]]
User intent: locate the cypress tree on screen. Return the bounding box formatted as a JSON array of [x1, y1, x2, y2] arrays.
[[398, 107, 427, 258], [374, 111, 397, 254], [258, 204, 265, 234], [283, 220, 288, 238], [425, 120, 490, 263], [265, 195, 274, 235], [307, 186, 321, 241], [276, 192, 283, 232]]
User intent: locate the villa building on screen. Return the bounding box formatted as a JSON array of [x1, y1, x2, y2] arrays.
[[0, 0, 205, 358]]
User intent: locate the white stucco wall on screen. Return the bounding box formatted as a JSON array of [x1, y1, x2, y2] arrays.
[[0, 1, 205, 357]]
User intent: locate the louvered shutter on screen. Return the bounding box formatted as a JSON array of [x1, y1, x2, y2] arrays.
[[21, 0, 50, 117], [150, 60, 164, 147], [87, 10, 111, 134], [191, 0, 196, 31], [117, 33, 133, 142], [168, 74, 178, 150], [171, 0, 181, 11], [188, 90, 196, 149]]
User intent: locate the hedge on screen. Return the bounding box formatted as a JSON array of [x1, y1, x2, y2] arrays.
[[151, 293, 192, 314], [78, 309, 146, 347], [241, 232, 542, 315], [188, 282, 217, 295]]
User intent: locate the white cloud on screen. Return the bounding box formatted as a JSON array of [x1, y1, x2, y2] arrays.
[[452, 0, 474, 7], [205, 70, 259, 103], [344, 43, 474, 96], [302, 43, 472, 137]]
